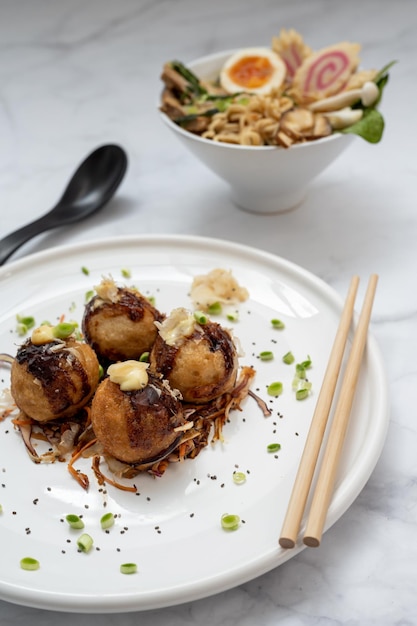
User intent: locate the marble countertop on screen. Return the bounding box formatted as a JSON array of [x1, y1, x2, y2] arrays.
[[1, 0, 416, 624]]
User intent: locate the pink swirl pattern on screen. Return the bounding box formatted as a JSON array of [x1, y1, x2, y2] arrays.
[[292, 43, 361, 103], [305, 51, 350, 92]]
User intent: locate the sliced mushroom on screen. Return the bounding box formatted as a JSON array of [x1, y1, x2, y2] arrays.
[[309, 81, 379, 112], [304, 114, 333, 139], [322, 107, 363, 130], [279, 108, 315, 140], [361, 81, 379, 107], [309, 89, 362, 112]]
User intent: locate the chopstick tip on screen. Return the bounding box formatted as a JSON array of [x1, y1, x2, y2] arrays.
[[303, 536, 320, 548], [279, 537, 295, 549]]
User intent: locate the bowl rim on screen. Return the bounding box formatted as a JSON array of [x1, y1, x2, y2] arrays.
[[159, 48, 350, 152]]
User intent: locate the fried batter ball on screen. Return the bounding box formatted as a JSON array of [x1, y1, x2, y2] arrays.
[[82, 278, 163, 363], [150, 308, 239, 404], [90, 371, 186, 465], [11, 336, 100, 423]]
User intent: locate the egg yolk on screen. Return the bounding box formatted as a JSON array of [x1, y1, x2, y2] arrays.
[[227, 56, 274, 89]]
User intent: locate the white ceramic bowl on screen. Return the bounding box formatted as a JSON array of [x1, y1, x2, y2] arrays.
[[160, 50, 355, 214]]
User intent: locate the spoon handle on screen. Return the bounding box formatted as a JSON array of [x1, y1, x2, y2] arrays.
[[0, 216, 55, 266]]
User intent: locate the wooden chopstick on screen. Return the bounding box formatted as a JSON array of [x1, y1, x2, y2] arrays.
[[303, 273, 378, 547], [279, 275, 360, 549]]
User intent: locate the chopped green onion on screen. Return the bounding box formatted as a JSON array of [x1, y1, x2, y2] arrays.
[[100, 512, 115, 530], [121, 268, 131, 278], [282, 351, 295, 365], [98, 364, 104, 379], [194, 311, 208, 324], [259, 351, 274, 361], [207, 301, 222, 315], [296, 389, 309, 400], [226, 311, 239, 322], [53, 322, 76, 339], [77, 533, 93, 552], [233, 471, 246, 485], [271, 318, 285, 329], [139, 351, 149, 362], [221, 513, 240, 531], [85, 290, 94, 302], [81, 266, 90, 275], [267, 381, 283, 397], [17, 315, 36, 328], [295, 364, 307, 379], [20, 557, 40, 571], [16, 314, 36, 336], [267, 443, 281, 453], [292, 356, 313, 399], [65, 514, 85, 529], [0, 504, 3, 514], [120, 562, 137, 575], [147, 295, 156, 306]]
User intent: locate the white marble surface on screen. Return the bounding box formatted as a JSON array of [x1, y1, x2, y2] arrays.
[[0, 0, 416, 624]]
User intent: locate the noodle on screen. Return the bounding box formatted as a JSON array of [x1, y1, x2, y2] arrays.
[[202, 92, 294, 146]]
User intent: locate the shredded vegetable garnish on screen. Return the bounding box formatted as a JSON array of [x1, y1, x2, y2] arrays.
[[259, 351, 274, 361], [20, 557, 40, 571], [267, 443, 281, 453], [77, 533, 94, 552], [121, 268, 131, 278], [282, 351, 294, 364], [267, 381, 283, 396], [81, 266, 90, 276], [271, 318, 285, 329], [226, 312, 239, 322], [120, 563, 137, 575], [221, 513, 240, 531], [233, 471, 246, 484], [65, 514, 85, 529], [100, 513, 115, 530]]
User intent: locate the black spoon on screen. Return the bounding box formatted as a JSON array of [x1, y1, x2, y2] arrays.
[[0, 144, 128, 266]]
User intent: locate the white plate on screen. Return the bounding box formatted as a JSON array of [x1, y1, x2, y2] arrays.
[[0, 235, 388, 613]]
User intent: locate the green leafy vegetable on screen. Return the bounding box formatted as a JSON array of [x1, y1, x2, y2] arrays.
[[341, 108, 385, 143], [170, 60, 207, 97], [342, 60, 396, 143]]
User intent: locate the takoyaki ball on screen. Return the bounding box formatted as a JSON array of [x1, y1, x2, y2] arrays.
[[11, 325, 100, 423], [150, 308, 239, 404], [91, 361, 186, 465], [82, 277, 163, 363]]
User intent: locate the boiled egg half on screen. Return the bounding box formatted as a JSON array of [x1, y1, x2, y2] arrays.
[[219, 47, 286, 95]]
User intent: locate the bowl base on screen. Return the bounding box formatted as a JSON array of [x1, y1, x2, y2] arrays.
[[231, 187, 306, 214]]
